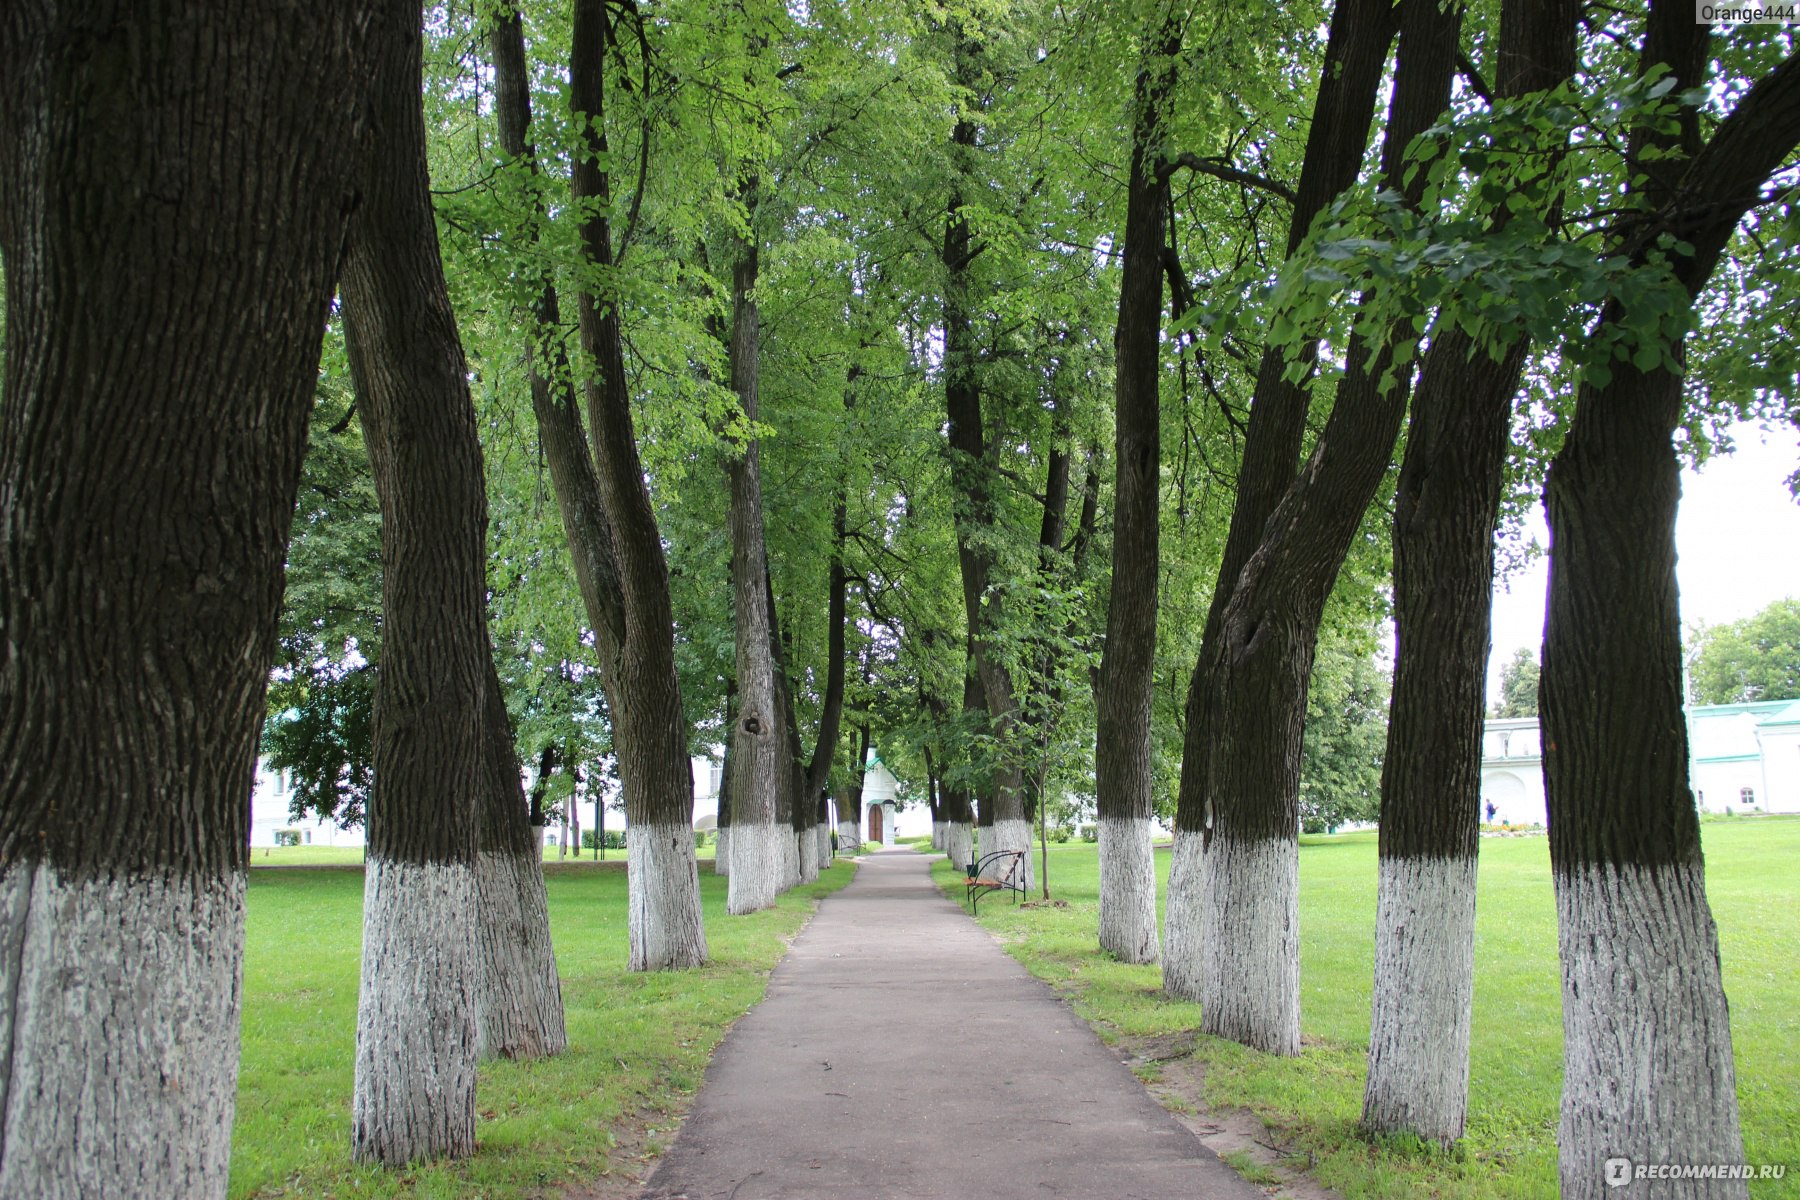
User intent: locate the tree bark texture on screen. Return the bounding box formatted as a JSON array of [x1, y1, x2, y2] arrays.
[[1543, 18, 1800, 1190], [725, 210, 784, 917], [0, 3, 370, 1194], [1163, 0, 1398, 998], [1095, 14, 1180, 965], [1189, 0, 1460, 1056], [1363, 0, 1576, 1142], [474, 656, 567, 1061], [341, 0, 496, 1163], [571, 0, 706, 970]]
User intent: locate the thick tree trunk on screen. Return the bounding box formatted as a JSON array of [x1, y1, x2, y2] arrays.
[[1363, 0, 1575, 1142], [724, 210, 784, 917], [340, 0, 498, 1163], [1192, 0, 1460, 1055], [570, 0, 706, 970], [474, 657, 567, 1061], [1095, 15, 1179, 965], [839, 724, 870, 854], [0, 4, 366, 1194], [1542, 14, 1800, 1193], [1164, 0, 1398, 1002]]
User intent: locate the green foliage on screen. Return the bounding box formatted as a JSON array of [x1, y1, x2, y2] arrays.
[[1689, 598, 1800, 705], [1299, 633, 1390, 834], [1492, 646, 1541, 718], [262, 370, 381, 828]]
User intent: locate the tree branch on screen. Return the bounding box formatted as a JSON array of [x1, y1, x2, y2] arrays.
[[1159, 152, 1297, 204]]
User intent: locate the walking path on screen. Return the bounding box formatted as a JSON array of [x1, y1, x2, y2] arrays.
[[641, 849, 1264, 1199]]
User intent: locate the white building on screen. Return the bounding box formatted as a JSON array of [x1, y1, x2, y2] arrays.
[[248, 763, 366, 848], [849, 751, 930, 847], [1480, 699, 1800, 826]]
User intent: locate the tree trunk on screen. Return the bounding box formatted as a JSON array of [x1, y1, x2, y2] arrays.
[[0, 5, 366, 1193], [1165, 0, 1398, 1001], [474, 657, 567, 1061], [1191, 0, 1460, 1055], [1541, 13, 1800, 1192], [1095, 14, 1179, 966], [839, 724, 871, 854], [570, 0, 706, 970], [340, 0, 502, 1162], [715, 677, 735, 876], [1363, 0, 1575, 1142], [802, 408, 853, 875], [724, 203, 784, 916]]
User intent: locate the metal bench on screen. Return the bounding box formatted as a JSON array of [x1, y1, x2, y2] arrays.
[[964, 849, 1028, 913]]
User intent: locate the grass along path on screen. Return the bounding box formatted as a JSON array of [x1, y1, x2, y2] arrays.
[[230, 857, 854, 1198], [933, 819, 1800, 1200]]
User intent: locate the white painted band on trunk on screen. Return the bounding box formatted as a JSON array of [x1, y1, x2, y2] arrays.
[[836, 820, 860, 856], [813, 822, 832, 871], [474, 848, 566, 1060], [796, 826, 820, 884], [1098, 816, 1159, 963], [727, 820, 781, 915], [713, 826, 732, 876], [353, 858, 478, 1165], [990, 818, 1033, 892], [1162, 829, 1204, 1001], [945, 822, 973, 872], [1555, 859, 1745, 1200], [628, 822, 708, 971], [1363, 853, 1477, 1144], [931, 820, 946, 851], [1200, 831, 1300, 1055], [777, 823, 801, 892], [0, 865, 244, 1199]]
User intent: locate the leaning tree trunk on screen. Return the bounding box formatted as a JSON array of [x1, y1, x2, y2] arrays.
[[0, 4, 366, 1194], [571, 0, 706, 970], [1363, 0, 1575, 1142], [474, 656, 566, 1060], [1194, 0, 1459, 1055], [723, 208, 784, 917], [1541, 14, 1800, 1190], [1095, 13, 1178, 965], [1165, 0, 1398, 999], [342, 0, 496, 1162]]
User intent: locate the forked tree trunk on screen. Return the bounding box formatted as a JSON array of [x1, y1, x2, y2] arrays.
[[571, 0, 706, 969], [724, 209, 784, 917], [1541, 13, 1800, 1191], [1165, 0, 1398, 1000], [341, 0, 494, 1162], [0, 9, 365, 1194], [1191, 0, 1459, 1055], [1363, 0, 1575, 1142], [1095, 13, 1179, 966], [474, 657, 566, 1060]]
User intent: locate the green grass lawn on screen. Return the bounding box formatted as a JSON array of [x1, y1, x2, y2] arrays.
[[932, 819, 1800, 1200], [230, 857, 852, 1198]]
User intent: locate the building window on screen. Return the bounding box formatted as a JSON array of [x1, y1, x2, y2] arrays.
[[1740, 787, 1756, 807]]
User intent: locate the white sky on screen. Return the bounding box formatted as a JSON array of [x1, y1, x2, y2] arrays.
[[1485, 422, 1800, 700]]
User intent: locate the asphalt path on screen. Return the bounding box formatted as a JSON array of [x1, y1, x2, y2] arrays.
[[640, 848, 1264, 1199]]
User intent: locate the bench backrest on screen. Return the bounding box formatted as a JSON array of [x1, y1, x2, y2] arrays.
[[973, 848, 1026, 885]]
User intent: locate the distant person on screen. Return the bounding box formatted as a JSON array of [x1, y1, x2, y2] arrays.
[[1485, 801, 1497, 824]]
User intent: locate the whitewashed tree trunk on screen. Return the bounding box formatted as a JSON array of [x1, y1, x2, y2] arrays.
[[1363, 854, 1476, 1142], [353, 859, 479, 1164], [779, 825, 802, 890], [837, 819, 861, 856], [989, 817, 1034, 892], [1162, 829, 1204, 1000], [628, 823, 708, 970], [796, 821, 820, 884], [727, 821, 780, 915], [1098, 816, 1158, 963], [714, 826, 732, 877], [0, 867, 246, 1198], [945, 822, 973, 872], [814, 822, 832, 870], [1200, 832, 1299, 1054], [1555, 861, 1745, 1200], [474, 848, 566, 1060], [932, 820, 947, 850]]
